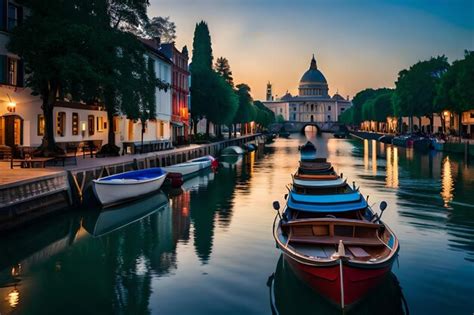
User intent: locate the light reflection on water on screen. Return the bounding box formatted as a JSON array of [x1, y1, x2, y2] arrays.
[[0, 133, 472, 315]]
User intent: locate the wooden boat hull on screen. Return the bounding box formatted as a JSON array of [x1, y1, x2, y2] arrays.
[[284, 255, 393, 308], [273, 216, 400, 309]]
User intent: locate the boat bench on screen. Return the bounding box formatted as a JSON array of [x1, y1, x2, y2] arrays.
[[289, 235, 383, 247]]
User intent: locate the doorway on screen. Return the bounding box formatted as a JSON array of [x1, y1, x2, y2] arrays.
[[3, 115, 23, 148]]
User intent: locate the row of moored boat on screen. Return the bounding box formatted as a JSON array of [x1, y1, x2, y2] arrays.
[[272, 141, 399, 309]]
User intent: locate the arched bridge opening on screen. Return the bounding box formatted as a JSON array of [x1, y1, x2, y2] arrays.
[[300, 123, 320, 135]]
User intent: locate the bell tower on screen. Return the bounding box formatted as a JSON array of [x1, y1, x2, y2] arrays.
[[266, 81, 273, 101]]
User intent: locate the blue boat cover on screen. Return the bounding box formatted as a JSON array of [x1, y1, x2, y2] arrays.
[[288, 192, 368, 213], [99, 167, 166, 181], [291, 191, 361, 204]]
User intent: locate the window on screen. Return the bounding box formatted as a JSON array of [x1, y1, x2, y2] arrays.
[[341, 108, 345, 112], [327, 115, 331, 121], [113, 116, 120, 133], [0, 117, 4, 145], [328, 106, 331, 111], [8, 58, 17, 86], [72, 113, 79, 135], [88, 115, 95, 136], [8, 4, 18, 31], [280, 108, 283, 113], [37, 114, 45, 136], [57, 112, 66, 137], [96, 116, 104, 132], [311, 104, 314, 111]]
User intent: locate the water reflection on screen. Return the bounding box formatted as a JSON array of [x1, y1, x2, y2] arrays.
[[268, 255, 408, 315], [386, 146, 399, 188], [440, 157, 454, 207], [372, 139, 377, 175], [364, 139, 369, 170]]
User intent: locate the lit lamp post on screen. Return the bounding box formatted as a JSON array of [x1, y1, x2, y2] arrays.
[[443, 110, 450, 134]]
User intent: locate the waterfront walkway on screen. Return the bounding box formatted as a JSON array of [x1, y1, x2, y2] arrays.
[[0, 135, 257, 187]]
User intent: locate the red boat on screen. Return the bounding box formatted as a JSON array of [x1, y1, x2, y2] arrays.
[[273, 215, 399, 309]]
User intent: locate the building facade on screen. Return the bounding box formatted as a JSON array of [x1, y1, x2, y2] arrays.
[[263, 54, 352, 123], [0, 0, 111, 151], [161, 43, 190, 145]]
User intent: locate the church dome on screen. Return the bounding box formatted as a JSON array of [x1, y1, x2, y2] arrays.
[[298, 54, 329, 97], [300, 55, 327, 84]]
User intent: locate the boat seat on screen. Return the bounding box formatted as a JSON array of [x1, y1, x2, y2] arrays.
[[289, 236, 383, 247], [348, 246, 371, 258]]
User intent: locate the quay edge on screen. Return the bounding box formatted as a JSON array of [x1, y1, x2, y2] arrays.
[[0, 134, 263, 232]]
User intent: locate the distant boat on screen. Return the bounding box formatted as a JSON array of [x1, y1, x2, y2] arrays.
[[163, 155, 214, 178], [333, 131, 347, 139], [430, 138, 445, 151], [299, 141, 317, 161], [84, 192, 169, 237], [92, 168, 167, 207], [221, 145, 245, 156], [242, 143, 257, 152]]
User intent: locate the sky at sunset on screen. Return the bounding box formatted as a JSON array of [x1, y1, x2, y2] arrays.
[[149, 0, 474, 100]]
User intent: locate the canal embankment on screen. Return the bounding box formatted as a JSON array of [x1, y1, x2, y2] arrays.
[[350, 130, 474, 158], [0, 134, 263, 232]]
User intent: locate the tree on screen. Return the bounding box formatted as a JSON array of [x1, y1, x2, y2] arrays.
[[215, 57, 234, 87], [145, 16, 176, 43], [206, 72, 238, 137], [190, 21, 213, 135], [351, 89, 378, 125], [254, 101, 275, 129], [393, 56, 449, 133], [8, 0, 109, 154], [436, 50, 474, 137], [107, 0, 150, 33], [275, 114, 285, 123], [234, 84, 254, 135]]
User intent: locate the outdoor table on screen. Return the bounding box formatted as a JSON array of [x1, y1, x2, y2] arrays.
[[10, 157, 55, 169]]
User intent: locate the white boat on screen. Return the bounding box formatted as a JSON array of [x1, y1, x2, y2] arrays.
[[84, 192, 169, 237], [162, 155, 214, 178], [293, 176, 346, 187], [92, 167, 167, 207], [221, 146, 244, 156]]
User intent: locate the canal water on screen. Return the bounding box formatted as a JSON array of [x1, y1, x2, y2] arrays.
[[0, 133, 473, 315]]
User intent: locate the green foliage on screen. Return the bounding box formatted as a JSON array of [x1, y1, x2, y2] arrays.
[[436, 50, 474, 114], [393, 56, 449, 118], [190, 21, 213, 122], [215, 57, 234, 87], [254, 101, 275, 128], [145, 16, 176, 43], [107, 0, 150, 33], [234, 84, 254, 124], [339, 107, 354, 124], [206, 71, 238, 126], [9, 0, 163, 151], [276, 114, 285, 123], [191, 21, 213, 72], [351, 88, 378, 124]]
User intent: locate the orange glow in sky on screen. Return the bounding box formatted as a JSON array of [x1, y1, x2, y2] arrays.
[[150, 0, 473, 100]]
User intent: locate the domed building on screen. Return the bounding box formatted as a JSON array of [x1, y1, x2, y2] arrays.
[[263, 54, 352, 124]]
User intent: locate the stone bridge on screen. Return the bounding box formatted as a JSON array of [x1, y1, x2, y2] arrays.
[[270, 121, 341, 134]]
